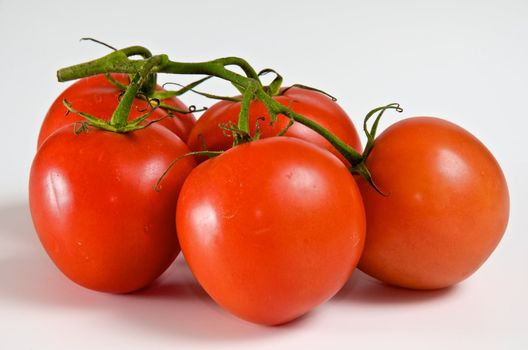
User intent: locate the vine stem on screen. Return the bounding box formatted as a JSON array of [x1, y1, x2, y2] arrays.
[[109, 55, 163, 128], [238, 83, 256, 134], [56, 46, 363, 166], [254, 89, 362, 165]]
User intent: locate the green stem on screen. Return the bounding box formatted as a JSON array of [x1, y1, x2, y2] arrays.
[[254, 89, 362, 165], [122, 46, 156, 96], [110, 74, 140, 128], [238, 82, 257, 133], [109, 55, 164, 128], [57, 48, 363, 164], [57, 51, 133, 82], [258, 68, 283, 96], [57, 51, 254, 89], [362, 103, 402, 159], [121, 46, 153, 59], [211, 57, 260, 82]]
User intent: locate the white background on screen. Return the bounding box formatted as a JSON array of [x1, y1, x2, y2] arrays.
[[1, 0, 527, 349]]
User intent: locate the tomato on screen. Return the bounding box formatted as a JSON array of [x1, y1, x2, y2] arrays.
[[29, 124, 195, 293], [357, 117, 509, 289], [187, 87, 362, 165], [176, 137, 366, 325], [37, 74, 195, 148]]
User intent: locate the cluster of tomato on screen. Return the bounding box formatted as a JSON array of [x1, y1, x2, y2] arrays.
[[29, 69, 509, 326]]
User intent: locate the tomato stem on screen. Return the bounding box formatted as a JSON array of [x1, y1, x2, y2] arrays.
[[234, 82, 257, 145], [362, 103, 403, 160], [77, 40, 159, 96], [258, 68, 283, 96], [252, 88, 364, 165], [56, 45, 397, 177], [109, 55, 164, 129]]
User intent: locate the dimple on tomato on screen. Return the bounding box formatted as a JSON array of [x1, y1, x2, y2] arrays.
[[29, 124, 195, 293], [357, 117, 509, 289], [186, 87, 362, 165], [176, 137, 366, 325], [37, 74, 195, 148]]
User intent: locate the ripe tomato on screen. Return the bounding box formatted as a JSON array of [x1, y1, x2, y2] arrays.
[[29, 124, 195, 293], [37, 74, 195, 148], [177, 137, 366, 325], [357, 117, 509, 289], [186, 87, 362, 165]]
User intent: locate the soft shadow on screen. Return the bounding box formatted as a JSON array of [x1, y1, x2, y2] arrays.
[[0, 202, 41, 251], [332, 269, 458, 305], [0, 202, 84, 306], [0, 202, 284, 342], [0, 202, 123, 308], [109, 258, 290, 342]]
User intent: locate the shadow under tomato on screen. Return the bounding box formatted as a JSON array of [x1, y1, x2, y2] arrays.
[[332, 269, 458, 305], [0, 202, 303, 342], [109, 257, 311, 341], [0, 202, 104, 307], [0, 202, 41, 251]]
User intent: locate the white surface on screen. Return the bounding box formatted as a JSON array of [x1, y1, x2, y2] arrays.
[[1, 0, 527, 349]]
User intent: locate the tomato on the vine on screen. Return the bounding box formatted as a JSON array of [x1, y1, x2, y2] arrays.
[[187, 87, 362, 165], [176, 137, 366, 325], [37, 74, 195, 148], [357, 117, 509, 289], [29, 124, 195, 293]]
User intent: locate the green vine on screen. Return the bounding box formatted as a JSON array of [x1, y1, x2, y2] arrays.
[[56, 45, 402, 180]]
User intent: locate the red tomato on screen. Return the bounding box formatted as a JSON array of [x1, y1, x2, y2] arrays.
[[187, 87, 362, 165], [37, 74, 195, 148], [177, 137, 365, 325], [357, 117, 509, 289], [29, 124, 195, 293]]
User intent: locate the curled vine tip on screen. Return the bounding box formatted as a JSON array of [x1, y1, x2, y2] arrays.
[[80, 37, 117, 51], [150, 98, 161, 108], [388, 103, 403, 113], [188, 105, 208, 113], [258, 68, 283, 96], [361, 102, 404, 169]]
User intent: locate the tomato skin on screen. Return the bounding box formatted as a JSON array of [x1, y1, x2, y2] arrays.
[[177, 137, 365, 325], [186, 87, 362, 165], [37, 74, 195, 148], [29, 124, 195, 293], [357, 117, 509, 289]]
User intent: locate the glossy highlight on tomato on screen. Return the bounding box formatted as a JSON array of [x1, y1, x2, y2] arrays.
[[37, 74, 195, 148], [177, 137, 366, 325], [29, 124, 195, 293], [187, 87, 362, 165], [357, 117, 509, 289]]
